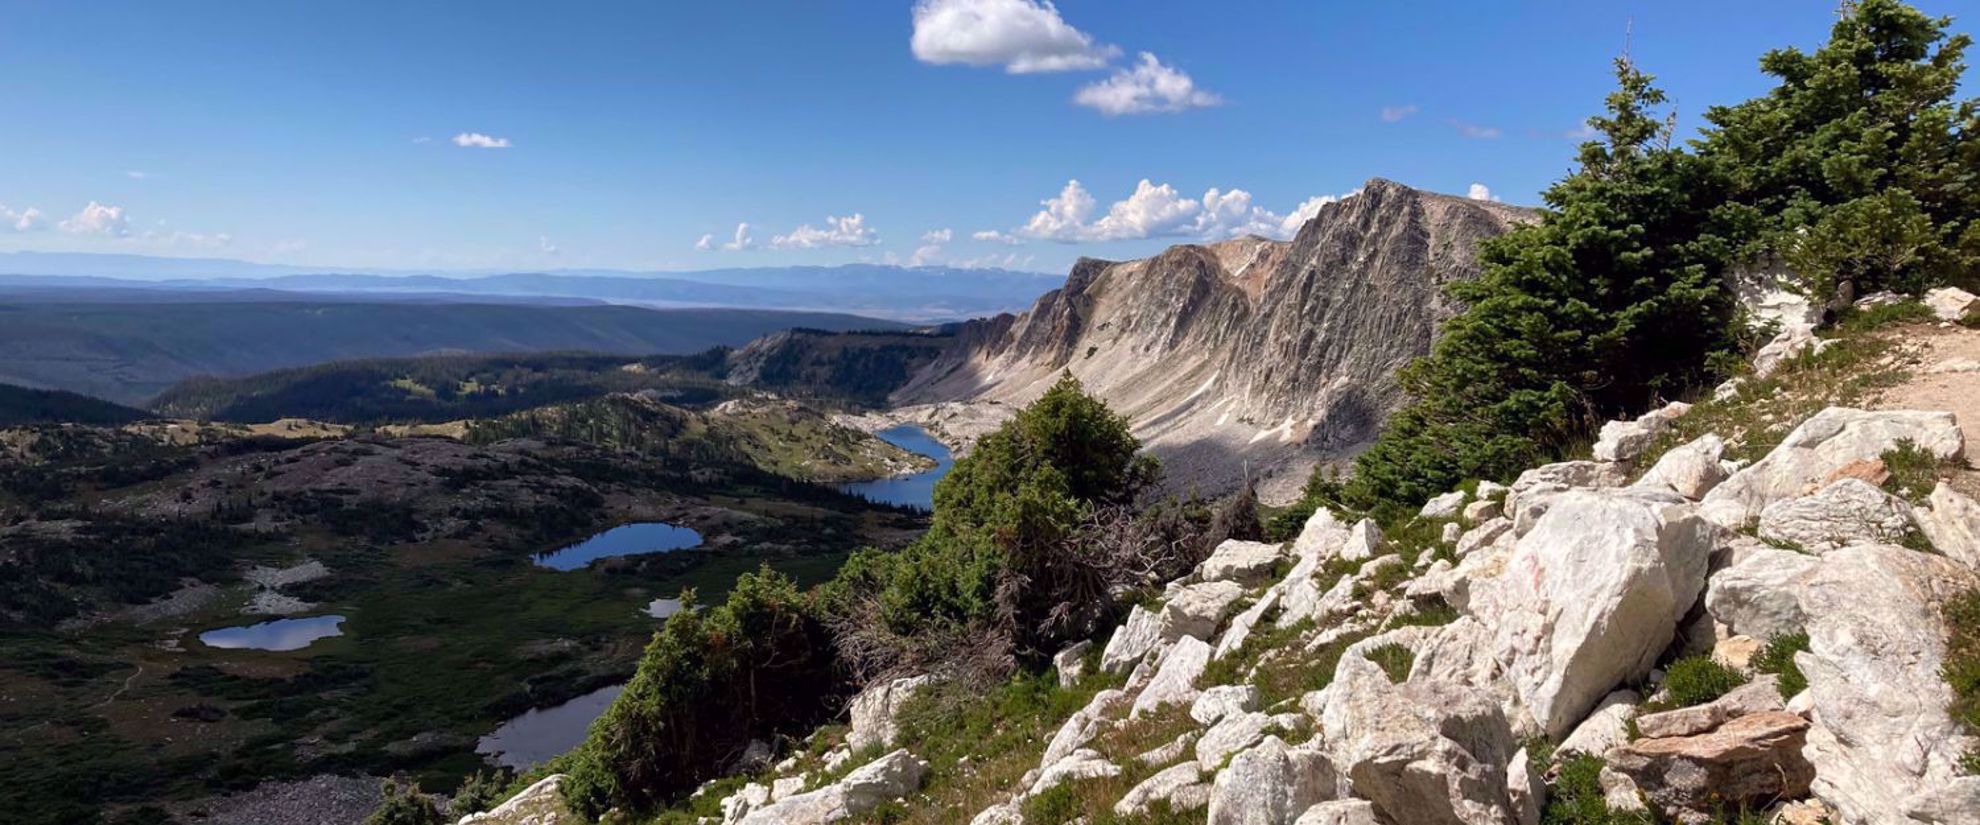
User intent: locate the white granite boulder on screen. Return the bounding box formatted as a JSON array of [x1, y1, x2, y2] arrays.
[[1756, 477, 1915, 552], [1699, 407, 1962, 529], [1481, 488, 1717, 737]]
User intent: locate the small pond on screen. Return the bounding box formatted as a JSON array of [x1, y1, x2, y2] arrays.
[[533, 522, 704, 571], [477, 683, 625, 771], [838, 425, 955, 511], [198, 615, 347, 652]]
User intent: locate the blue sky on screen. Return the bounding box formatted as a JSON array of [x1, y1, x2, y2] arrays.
[[0, 0, 1971, 275]]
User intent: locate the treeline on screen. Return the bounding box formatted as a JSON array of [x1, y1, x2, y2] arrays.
[[0, 383, 148, 427], [150, 350, 735, 424], [549, 375, 1245, 818], [1337, 0, 1978, 512]]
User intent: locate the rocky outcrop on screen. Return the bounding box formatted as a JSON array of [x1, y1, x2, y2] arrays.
[[846, 675, 933, 752], [455, 775, 578, 825], [1477, 488, 1717, 737], [1756, 477, 1915, 552], [1317, 655, 1522, 825], [1699, 407, 1963, 529], [894, 179, 1533, 501], [1607, 712, 1816, 824], [1207, 735, 1337, 825], [738, 750, 928, 825]]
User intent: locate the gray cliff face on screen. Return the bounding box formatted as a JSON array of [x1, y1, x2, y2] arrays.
[[894, 178, 1533, 501]]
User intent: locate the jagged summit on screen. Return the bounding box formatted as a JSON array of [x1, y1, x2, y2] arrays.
[[893, 179, 1536, 502]]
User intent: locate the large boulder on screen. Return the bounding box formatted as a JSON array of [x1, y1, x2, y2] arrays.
[[1113, 762, 1207, 818], [457, 775, 579, 825], [846, 675, 933, 752], [1702, 547, 1821, 641], [1215, 587, 1279, 660], [1292, 508, 1351, 562], [1510, 460, 1626, 493], [1916, 481, 1980, 572], [1318, 656, 1522, 825], [1040, 689, 1127, 771], [1926, 286, 1980, 321], [1421, 491, 1467, 520], [1195, 710, 1277, 770], [1131, 635, 1212, 718], [1207, 736, 1338, 825], [1632, 676, 1784, 739], [1699, 408, 1963, 529], [1751, 325, 1822, 379], [1631, 434, 1730, 501], [1026, 748, 1120, 799], [1480, 488, 1717, 737], [1794, 544, 1980, 823], [1162, 581, 1249, 641], [1100, 605, 1165, 675], [1053, 639, 1092, 688], [1191, 685, 1262, 726], [1592, 401, 1691, 464], [739, 749, 928, 825], [1756, 477, 1914, 552], [1340, 518, 1384, 562], [1606, 712, 1815, 825], [1200, 539, 1288, 585]]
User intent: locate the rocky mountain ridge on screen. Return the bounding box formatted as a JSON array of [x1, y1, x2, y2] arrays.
[[883, 178, 1533, 502]]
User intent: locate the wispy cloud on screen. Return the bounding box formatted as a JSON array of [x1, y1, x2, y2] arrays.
[[910, 0, 1118, 73], [451, 132, 512, 149], [1379, 104, 1418, 123], [972, 229, 1023, 245], [1450, 120, 1502, 139]]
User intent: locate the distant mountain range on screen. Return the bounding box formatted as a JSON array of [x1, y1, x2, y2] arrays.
[[0, 252, 1063, 322]]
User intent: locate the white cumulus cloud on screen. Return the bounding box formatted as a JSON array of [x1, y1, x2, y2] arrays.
[[772, 214, 880, 249], [1073, 52, 1220, 116], [1, 204, 45, 232], [59, 201, 131, 236], [1015, 180, 1353, 243], [921, 228, 953, 244], [1467, 183, 1500, 202], [910, 0, 1118, 73], [972, 229, 1023, 245], [452, 132, 512, 149]]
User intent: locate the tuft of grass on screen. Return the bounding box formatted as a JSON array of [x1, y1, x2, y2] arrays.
[[1631, 324, 1914, 472], [1882, 439, 1954, 505], [1365, 643, 1414, 684], [1831, 299, 1934, 334], [1750, 632, 1810, 700], [1540, 754, 1654, 825], [1643, 655, 1747, 714], [1942, 590, 1980, 774]]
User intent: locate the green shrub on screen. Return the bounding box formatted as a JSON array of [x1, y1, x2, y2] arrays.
[[1541, 754, 1654, 825], [1752, 632, 1811, 701], [364, 778, 444, 825], [819, 373, 1167, 676], [1645, 655, 1748, 713], [447, 770, 509, 818], [1882, 439, 1950, 503], [564, 567, 843, 817]]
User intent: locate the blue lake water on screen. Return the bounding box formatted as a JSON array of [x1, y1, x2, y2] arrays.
[[199, 615, 346, 652], [477, 683, 625, 771], [838, 425, 955, 511], [533, 522, 704, 571]]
